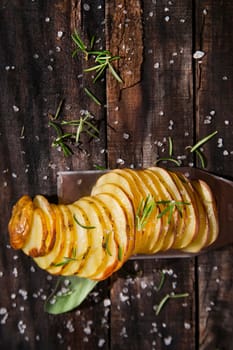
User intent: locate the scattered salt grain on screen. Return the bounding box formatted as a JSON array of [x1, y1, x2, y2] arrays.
[[57, 31, 63, 39], [98, 338, 106, 347], [154, 62, 160, 69], [13, 105, 20, 112], [83, 3, 90, 11], [103, 298, 111, 307], [193, 50, 205, 59], [164, 335, 172, 346], [184, 322, 191, 329]]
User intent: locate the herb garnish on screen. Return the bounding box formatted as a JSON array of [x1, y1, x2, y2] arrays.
[[156, 200, 190, 224], [136, 196, 189, 228], [186, 130, 218, 168], [118, 245, 123, 261], [49, 103, 100, 157], [155, 292, 189, 316], [52, 248, 78, 267], [73, 214, 96, 230], [102, 232, 112, 256], [136, 195, 156, 230], [72, 30, 123, 83], [155, 131, 218, 168], [155, 137, 180, 166]]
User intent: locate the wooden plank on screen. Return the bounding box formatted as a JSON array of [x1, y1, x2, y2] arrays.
[[195, 1, 233, 349], [0, 1, 110, 349], [106, 1, 196, 349]]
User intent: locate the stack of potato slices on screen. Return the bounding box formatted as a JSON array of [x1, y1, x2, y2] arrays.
[[8, 167, 219, 281]]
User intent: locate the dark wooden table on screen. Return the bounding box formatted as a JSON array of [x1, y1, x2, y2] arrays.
[[0, 1, 232, 349]]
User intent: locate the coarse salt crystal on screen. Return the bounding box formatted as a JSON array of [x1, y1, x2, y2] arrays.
[[13, 105, 20, 112], [164, 16, 170, 22], [57, 31, 63, 38], [193, 50, 205, 59], [164, 335, 172, 346], [98, 338, 106, 347]]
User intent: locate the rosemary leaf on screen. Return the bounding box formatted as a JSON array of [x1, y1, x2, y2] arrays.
[[73, 214, 96, 230], [84, 88, 102, 106]]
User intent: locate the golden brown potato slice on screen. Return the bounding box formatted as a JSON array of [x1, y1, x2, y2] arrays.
[[8, 195, 34, 250], [33, 204, 64, 270], [169, 172, 198, 249], [74, 197, 105, 278], [191, 180, 219, 246], [59, 203, 90, 276], [135, 170, 162, 254], [22, 207, 47, 257], [148, 167, 185, 246], [122, 169, 156, 254], [33, 195, 56, 253], [181, 182, 209, 253], [94, 192, 128, 270], [91, 183, 135, 260], [47, 205, 75, 275], [81, 197, 118, 280], [144, 169, 176, 252]]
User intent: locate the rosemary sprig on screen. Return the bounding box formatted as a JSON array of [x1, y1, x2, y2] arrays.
[[72, 31, 123, 83], [53, 248, 78, 267], [186, 131, 218, 168], [155, 137, 180, 166], [136, 195, 156, 230], [118, 245, 123, 261], [49, 102, 100, 157], [102, 232, 112, 256], [84, 87, 102, 106], [157, 200, 190, 224], [156, 270, 166, 292], [73, 214, 96, 230], [155, 292, 189, 316]]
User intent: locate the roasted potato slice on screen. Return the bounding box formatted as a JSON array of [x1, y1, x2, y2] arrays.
[[47, 205, 75, 275], [81, 197, 118, 280], [169, 172, 198, 249], [91, 183, 135, 260], [33, 204, 64, 270], [22, 207, 47, 257], [59, 203, 90, 275], [135, 170, 162, 254], [122, 169, 156, 254], [8, 195, 34, 250], [181, 182, 209, 253], [33, 195, 56, 253], [74, 197, 105, 278], [192, 179, 218, 246], [144, 169, 176, 252], [94, 192, 128, 268]]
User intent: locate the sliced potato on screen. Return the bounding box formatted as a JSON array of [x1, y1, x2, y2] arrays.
[[135, 170, 162, 254], [33, 204, 64, 269], [8, 195, 34, 250], [144, 169, 176, 252], [168, 171, 199, 249], [94, 192, 128, 269], [33, 195, 56, 253], [59, 203, 90, 275], [81, 196, 118, 280], [74, 197, 105, 278], [181, 182, 209, 253], [47, 205, 75, 275], [92, 182, 135, 260], [22, 207, 47, 257], [191, 179, 218, 246], [122, 169, 156, 254]]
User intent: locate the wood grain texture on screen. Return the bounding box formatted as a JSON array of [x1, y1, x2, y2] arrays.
[[107, 1, 196, 349], [195, 2, 233, 349]]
